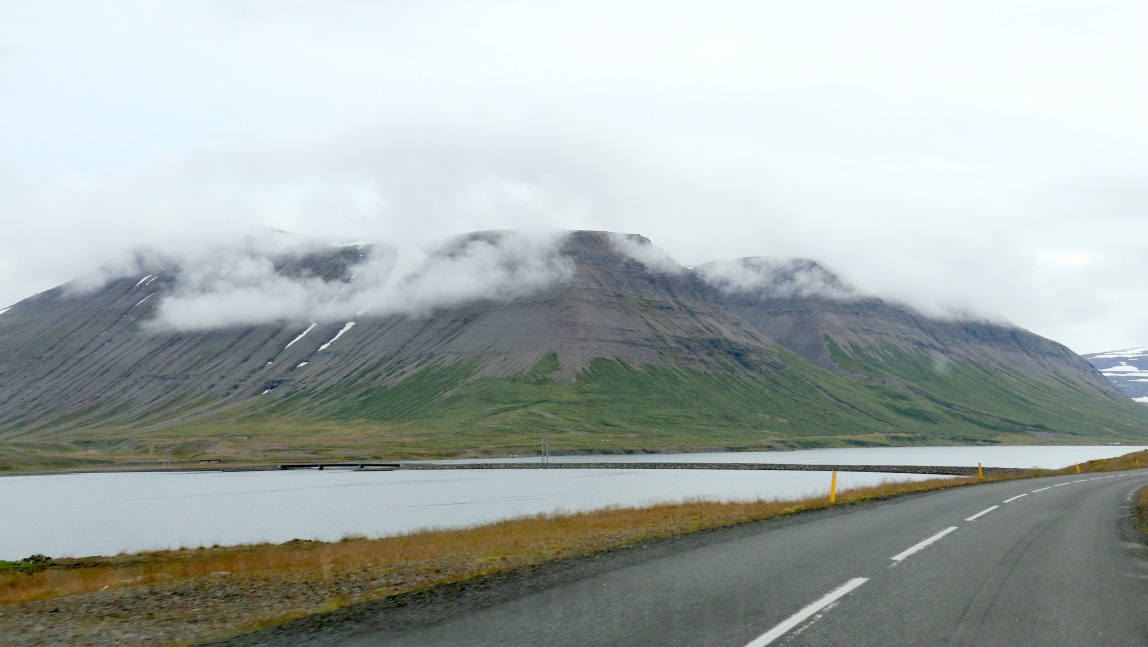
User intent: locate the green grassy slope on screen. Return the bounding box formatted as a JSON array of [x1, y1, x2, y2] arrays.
[[6, 343, 1147, 470], [825, 339, 1148, 438], [185, 342, 1148, 459]]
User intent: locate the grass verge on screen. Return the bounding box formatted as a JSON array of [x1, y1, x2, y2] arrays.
[[0, 475, 975, 607], [1134, 483, 1148, 539], [2, 450, 1146, 644]]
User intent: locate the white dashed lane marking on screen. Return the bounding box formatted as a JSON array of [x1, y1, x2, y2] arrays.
[[965, 506, 999, 522], [891, 527, 960, 562], [744, 578, 869, 647]]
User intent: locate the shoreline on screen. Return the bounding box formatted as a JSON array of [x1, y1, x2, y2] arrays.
[[3, 451, 1145, 646], [1, 440, 1134, 478]]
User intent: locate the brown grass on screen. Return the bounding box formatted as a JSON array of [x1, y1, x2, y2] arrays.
[[3, 449, 1146, 611], [0, 475, 971, 606], [1135, 481, 1148, 538]]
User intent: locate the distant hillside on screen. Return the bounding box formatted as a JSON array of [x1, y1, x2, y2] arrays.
[[1082, 347, 1148, 403], [1, 230, 1146, 469]]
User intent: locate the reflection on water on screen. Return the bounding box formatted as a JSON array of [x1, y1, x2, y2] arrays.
[[1, 445, 1142, 559]]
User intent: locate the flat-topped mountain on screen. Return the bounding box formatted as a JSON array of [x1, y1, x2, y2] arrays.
[[1, 230, 1144, 468]]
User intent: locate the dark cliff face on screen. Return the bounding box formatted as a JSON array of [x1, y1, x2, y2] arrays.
[[0, 233, 1142, 443], [707, 257, 1120, 400], [0, 247, 372, 437], [0, 232, 786, 436]]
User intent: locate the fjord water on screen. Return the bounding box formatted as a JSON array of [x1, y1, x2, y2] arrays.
[[2, 446, 1141, 560]]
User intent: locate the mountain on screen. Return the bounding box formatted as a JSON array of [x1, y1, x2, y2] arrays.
[[1081, 348, 1148, 403], [1, 231, 1145, 469], [704, 257, 1142, 442]]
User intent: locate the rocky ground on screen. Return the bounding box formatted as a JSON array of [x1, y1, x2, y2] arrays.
[[0, 505, 849, 647], [0, 563, 454, 646]]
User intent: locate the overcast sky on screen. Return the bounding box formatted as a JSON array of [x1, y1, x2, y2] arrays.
[[2, 1, 1146, 353]]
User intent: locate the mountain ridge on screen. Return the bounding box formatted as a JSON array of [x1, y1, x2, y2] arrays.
[[1082, 347, 1148, 403], [1, 230, 1145, 469]]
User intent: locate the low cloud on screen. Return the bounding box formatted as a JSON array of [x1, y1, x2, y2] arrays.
[[608, 233, 684, 274], [127, 229, 575, 331], [697, 257, 857, 299], [369, 230, 575, 317]]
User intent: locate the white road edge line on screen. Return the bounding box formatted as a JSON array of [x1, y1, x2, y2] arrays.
[[745, 577, 869, 647], [1003, 494, 1028, 503], [1073, 480, 1088, 483], [1053, 483, 1070, 487], [891, 526, 959, 562], [1032, 487, 1052, 493], [965, 506, 1000, 522]]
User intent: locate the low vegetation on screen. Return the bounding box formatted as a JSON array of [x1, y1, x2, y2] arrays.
[[3, 449, 1146, 647], [1135, 483, 1148, 539], [3, 476, 972, 607], [8, 341, 1148, 472]]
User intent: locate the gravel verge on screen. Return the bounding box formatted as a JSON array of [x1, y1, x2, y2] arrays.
[[199, 502, 870, 646], [0, 499, 872, 647]]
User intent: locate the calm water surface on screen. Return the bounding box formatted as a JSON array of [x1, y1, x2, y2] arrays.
[[2, 445, 1141, 559]]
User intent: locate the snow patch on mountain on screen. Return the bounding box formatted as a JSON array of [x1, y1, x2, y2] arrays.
[[318, 322, 355, 352], [285, 323, 317, 349], [1083, 349, 1148, 402], [1089, 347, 1148, 360]]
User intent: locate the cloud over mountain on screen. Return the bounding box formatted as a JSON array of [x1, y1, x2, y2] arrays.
[[697, 257, 857, 299], [81, 230, 577, 332]]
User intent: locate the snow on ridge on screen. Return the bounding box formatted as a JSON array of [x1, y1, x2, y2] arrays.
[[317, 322, 355, 352], [134, 275, 155, 288], [284, 323, 317, 349], [1099, 363, 1145, 374], [1089, 347, 1148, 359], [0, 307, 10, 318], [297, 361, 308, 368], [1135, 396, 1148, 403], [134, 294, 154, 308], [1101, 370, 1148, 378]]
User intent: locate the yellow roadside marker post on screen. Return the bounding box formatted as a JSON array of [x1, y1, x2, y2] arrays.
[[1076, 464, 1081, 473], [830, 471, 837, 504], [978, 463, 983, 481]]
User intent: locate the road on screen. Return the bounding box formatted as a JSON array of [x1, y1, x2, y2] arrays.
[[227, 470, 1148, 646]]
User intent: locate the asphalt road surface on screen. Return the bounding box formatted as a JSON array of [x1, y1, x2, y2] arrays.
[[230, 470, 1148, 646]]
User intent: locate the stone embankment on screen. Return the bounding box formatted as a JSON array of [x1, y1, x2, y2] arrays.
[[399, 462, 1027, 477]]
